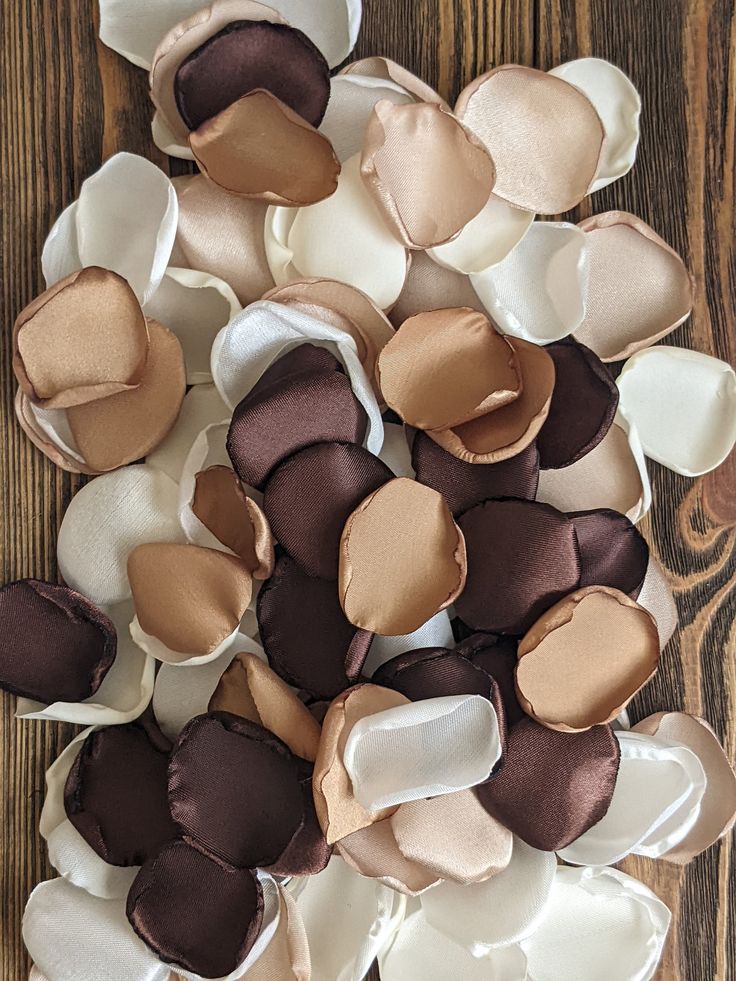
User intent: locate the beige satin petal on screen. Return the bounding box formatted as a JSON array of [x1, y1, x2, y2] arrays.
[[337, 818, 441, 896], [633, 712, 736, 863], [341, 57, 449, 108], [190, 90, 340, 205], [14, 390, 96, 474], [391, 790, 513, 885], [128, 543, 252, 660], [517, 586, 660, 732], [209, 651, 321, 762], [389, 251, 485, 326], [65, 320, 185, 472], [636, 556, 678, 651], [150, 0, 287, 146], [14, 267, 148, 409], [361, 101, 496, 249], [173, 174, 274, 306], [245, 887, 310, 981], [192, 465, 274, 578], [338, 478, 467, 636], [575, 212, 694, 361], [429, 337, 555, 464], [455, 65, 604, 213], [313, 684, 408, 844], [377, 308, 520, 430]]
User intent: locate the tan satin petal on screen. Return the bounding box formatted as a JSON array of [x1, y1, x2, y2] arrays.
[[390, 790, 513, 884], [172, 174, 274, 306], [313, 684, 408, 845], [455, 65, 604, 213], [337, 818, 441, 896], [150, 0, 286, 146], [389, 251, 485, 326], [14, 390, 97, 475], [516, 586, 660, 732], [361, 102, 496, 249], [245, 887, 310, 981], [633, 713, 736, 863], [264, 278, 395, 398], [338, 478, 467, 636], [190, 90, 340, 205], [341, 57, 449, 108], [209, 651, 321, 762], [66, 320, 185, 472], [13, 267, 148, 409], [377, 308, 520, 430], [128, 543, 252, 660], [192, 465, 275, 578], [429, 336, 555, 463], [575, 211, 695, 361]]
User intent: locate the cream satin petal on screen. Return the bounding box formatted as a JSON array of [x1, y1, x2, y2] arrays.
[[294, 857, 406, 981], [471, 221, 589, 344], [522, 866, 670, 981], [341, 57, 448, 108], [243, 887, 310, 981], [575, 213, 694, 361], [420, 837, 556, 954], [29, 968, 49, 981], [376, 422, 414, 479], [284, 155, 408, 310], [211, 299, 384, 453], [16, 602, 154, 726], [558, 731, 707, 867], [363, 610, 453, 677], [380, 910, 528, 981], [41, 201, 81, 289], [320, 75, 414, 163], [617, 347, 736, 476], [635, 556, 678, 651], [147, 384, 229, 483], [343, 694, 502, 809], [389, 251, 485, 326], [98, 0, 207, 68], [549, 59, 641, 191], [152, 110, 194, 160], [429, 194, 534, 275], [264, 206, 300, 286], [536, 417, 651, 524], [263, 0, 361, 68], [144, 268, 241, 385], [152, 633, 265, 742], [633, 713, 736, 863], [23, 879, 168, 981], [57, 465, 184, 607]]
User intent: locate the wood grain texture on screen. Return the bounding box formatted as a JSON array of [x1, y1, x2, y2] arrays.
[[0, 0, 733, 978]]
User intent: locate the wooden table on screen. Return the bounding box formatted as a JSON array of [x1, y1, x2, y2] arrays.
[[1, 1, 734, 978]]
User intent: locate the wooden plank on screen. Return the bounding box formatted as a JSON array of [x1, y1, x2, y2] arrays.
[[1, 1, 733, 978]]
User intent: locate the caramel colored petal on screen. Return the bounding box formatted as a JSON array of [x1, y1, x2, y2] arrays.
[[128, 543, 252, 661], [517, 586, 660, 732], [391, 790, 512, 885], [209, 651, 321, 762], [337, 819, 440, 896], [575, 212, 694, 361], [192, 465, 274, 578], [14, 268, 148, 409], [389, 252, 485, 327], [339, 478, 467, 636], [190, 91, 340, 205], [361, 102, 496, 249], [378, 308, 520, 430], [66, 320, 185, 472], [429, 337, 555, 464], [313, 684, 408, 844], [341, 57, 449, 108], [455, 65, 604, 213]]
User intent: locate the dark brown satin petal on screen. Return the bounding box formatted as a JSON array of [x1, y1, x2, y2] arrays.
[[64, 717, 176, 866], [263, 777, 332, 877], [455, 499, 581, 635], [537, 337, 619, 469], [571, 508, 649, 597], [476, 717, 620, 850], [372, 646, 497, 701], [227, 348, 368, 490], [263, 441, 393, 579], [411, 429, 540, 516], [257, 555, 373, 699], [169, 712, 304, 868], [0, 580, 116, 703], [456, 633, 525, 727], [175, 21, 330, 131], [127, 838, 263, 979]]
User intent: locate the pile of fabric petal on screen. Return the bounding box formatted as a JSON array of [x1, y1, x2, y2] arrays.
[[5, 1, 736, 979]]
